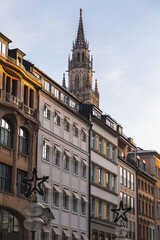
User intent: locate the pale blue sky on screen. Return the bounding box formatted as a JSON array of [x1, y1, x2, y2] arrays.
[[1, 0, 160, 151]]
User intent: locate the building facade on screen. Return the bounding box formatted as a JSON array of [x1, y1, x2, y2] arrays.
[[0, 33, 41, 240], [118, 129, 137, 240], [137, 158, 156, 240], [136, 149, 160, 240], [81, 105, 119, 240], [34, 64, 90, 240]]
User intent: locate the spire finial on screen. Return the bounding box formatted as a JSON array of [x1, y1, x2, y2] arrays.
[[75, 8, 86, 47], [62, 73, 66, 89]]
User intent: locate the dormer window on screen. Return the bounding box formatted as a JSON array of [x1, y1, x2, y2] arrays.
[[0, 41, 6, 56]]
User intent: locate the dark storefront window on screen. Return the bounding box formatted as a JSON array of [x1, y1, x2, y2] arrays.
[[0, 209, 23, 240], [92, 231, 98, 240]]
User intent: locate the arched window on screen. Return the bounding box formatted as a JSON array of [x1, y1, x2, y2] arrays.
[[75, 74, 79, 89], [0, 209, 23, 240], [82, 52, 85, 62], [18, 127, 28, 155], [0, 118, 13, 147], [77, 52, 80, 62], [83, 74, 86, 86]]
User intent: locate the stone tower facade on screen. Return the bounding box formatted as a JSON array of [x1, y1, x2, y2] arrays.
[[68, 9, 99, 108]]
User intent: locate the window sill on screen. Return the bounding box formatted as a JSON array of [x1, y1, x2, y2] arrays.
[[52, 204, 59, 209], [72, 211, 78, 215], [62, 208, 69, 212], [42, 159, 50, 164], [63, 168, 70, 172], [53, 163, 61, 168], [72, 172, 78, 177]]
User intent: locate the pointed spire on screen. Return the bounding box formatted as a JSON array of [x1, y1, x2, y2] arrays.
[[62, 73, 66, 89], [75, 8, 86, 47], [95, 79, 98, 93]]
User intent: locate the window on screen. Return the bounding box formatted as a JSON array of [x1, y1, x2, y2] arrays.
[[54, 145, 61, 166], [124, 169, 127, 186], [17, 169, 27, 195], [82, 52, 85, 62], [64, 118, 69, 132], [120, 167, 123, 184], [81, 195, 87, 215], [73, 124, 78, 137], [128, 171, 131, 189], [29, 88, 34, 108], [81, 129, 86, 142], [107, 143, 111, 158], [113, 147, 117, 162], [131, 174, 134, 190], [44, 104, 50, 120], [72, 101, 77, 112], [81, 160, 87, 178], [73, 156, 79, 175], [131, 197, 135, 215], [52, 227, 60, 240], [75, 74, 79, 89], [34, 72, 41, 79], [110, 175, 116, 192], [62, 229, 70, 240], [0, 209, 21, 239], [0, 41, 6, 55], [91, 198, 96, 217], [18, 127, 28, 154], [64, 95, 69, 106], [42, 140, 50, 161], [92, 133, 96, 149], [53, 185, 61, 207], [0, 163, 11, 192], [77, 52, 80, 62], [44, 81, 51, 92], [72, 192, 79, 212], [42, 187, 48, 203], [63, 189, 71, 210], [63, 151, 70, 170], [99, 138, 102, 154], [55, 88, 60, 99], [0, 118, 12, 147], [54, 112, 60, 126]]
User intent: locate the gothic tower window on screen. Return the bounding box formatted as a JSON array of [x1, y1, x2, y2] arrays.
[[77, 52, 80, 62], [83, 74, 86, 87], [82, 52, 84, 62], [75, 74, 79, 89]]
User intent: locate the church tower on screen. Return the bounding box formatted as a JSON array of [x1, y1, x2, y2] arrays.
[[68, 9, 99, 108]]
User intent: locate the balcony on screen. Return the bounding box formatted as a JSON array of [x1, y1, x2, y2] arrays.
[[4, 92, 22, 109], [24, 105, 35, 116], [0, 90, 35, 117]]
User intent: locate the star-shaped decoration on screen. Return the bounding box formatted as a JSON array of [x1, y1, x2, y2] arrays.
[[111, 200, 132, 223], [22, 167, 49, 198]]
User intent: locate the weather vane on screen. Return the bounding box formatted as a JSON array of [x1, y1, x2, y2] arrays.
[[111, 200, 132, 223], [22, 167, 49, 200]]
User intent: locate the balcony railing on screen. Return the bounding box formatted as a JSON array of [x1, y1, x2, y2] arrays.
[[4, 92, 22, 108], [24, 105, 35, 116]]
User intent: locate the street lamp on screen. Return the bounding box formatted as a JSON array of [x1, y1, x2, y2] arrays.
[[22, 167, 49, 240]]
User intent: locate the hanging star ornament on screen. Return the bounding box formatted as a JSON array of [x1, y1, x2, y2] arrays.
[[22, 167, 49, 198], [111, 200, 132, 223]]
